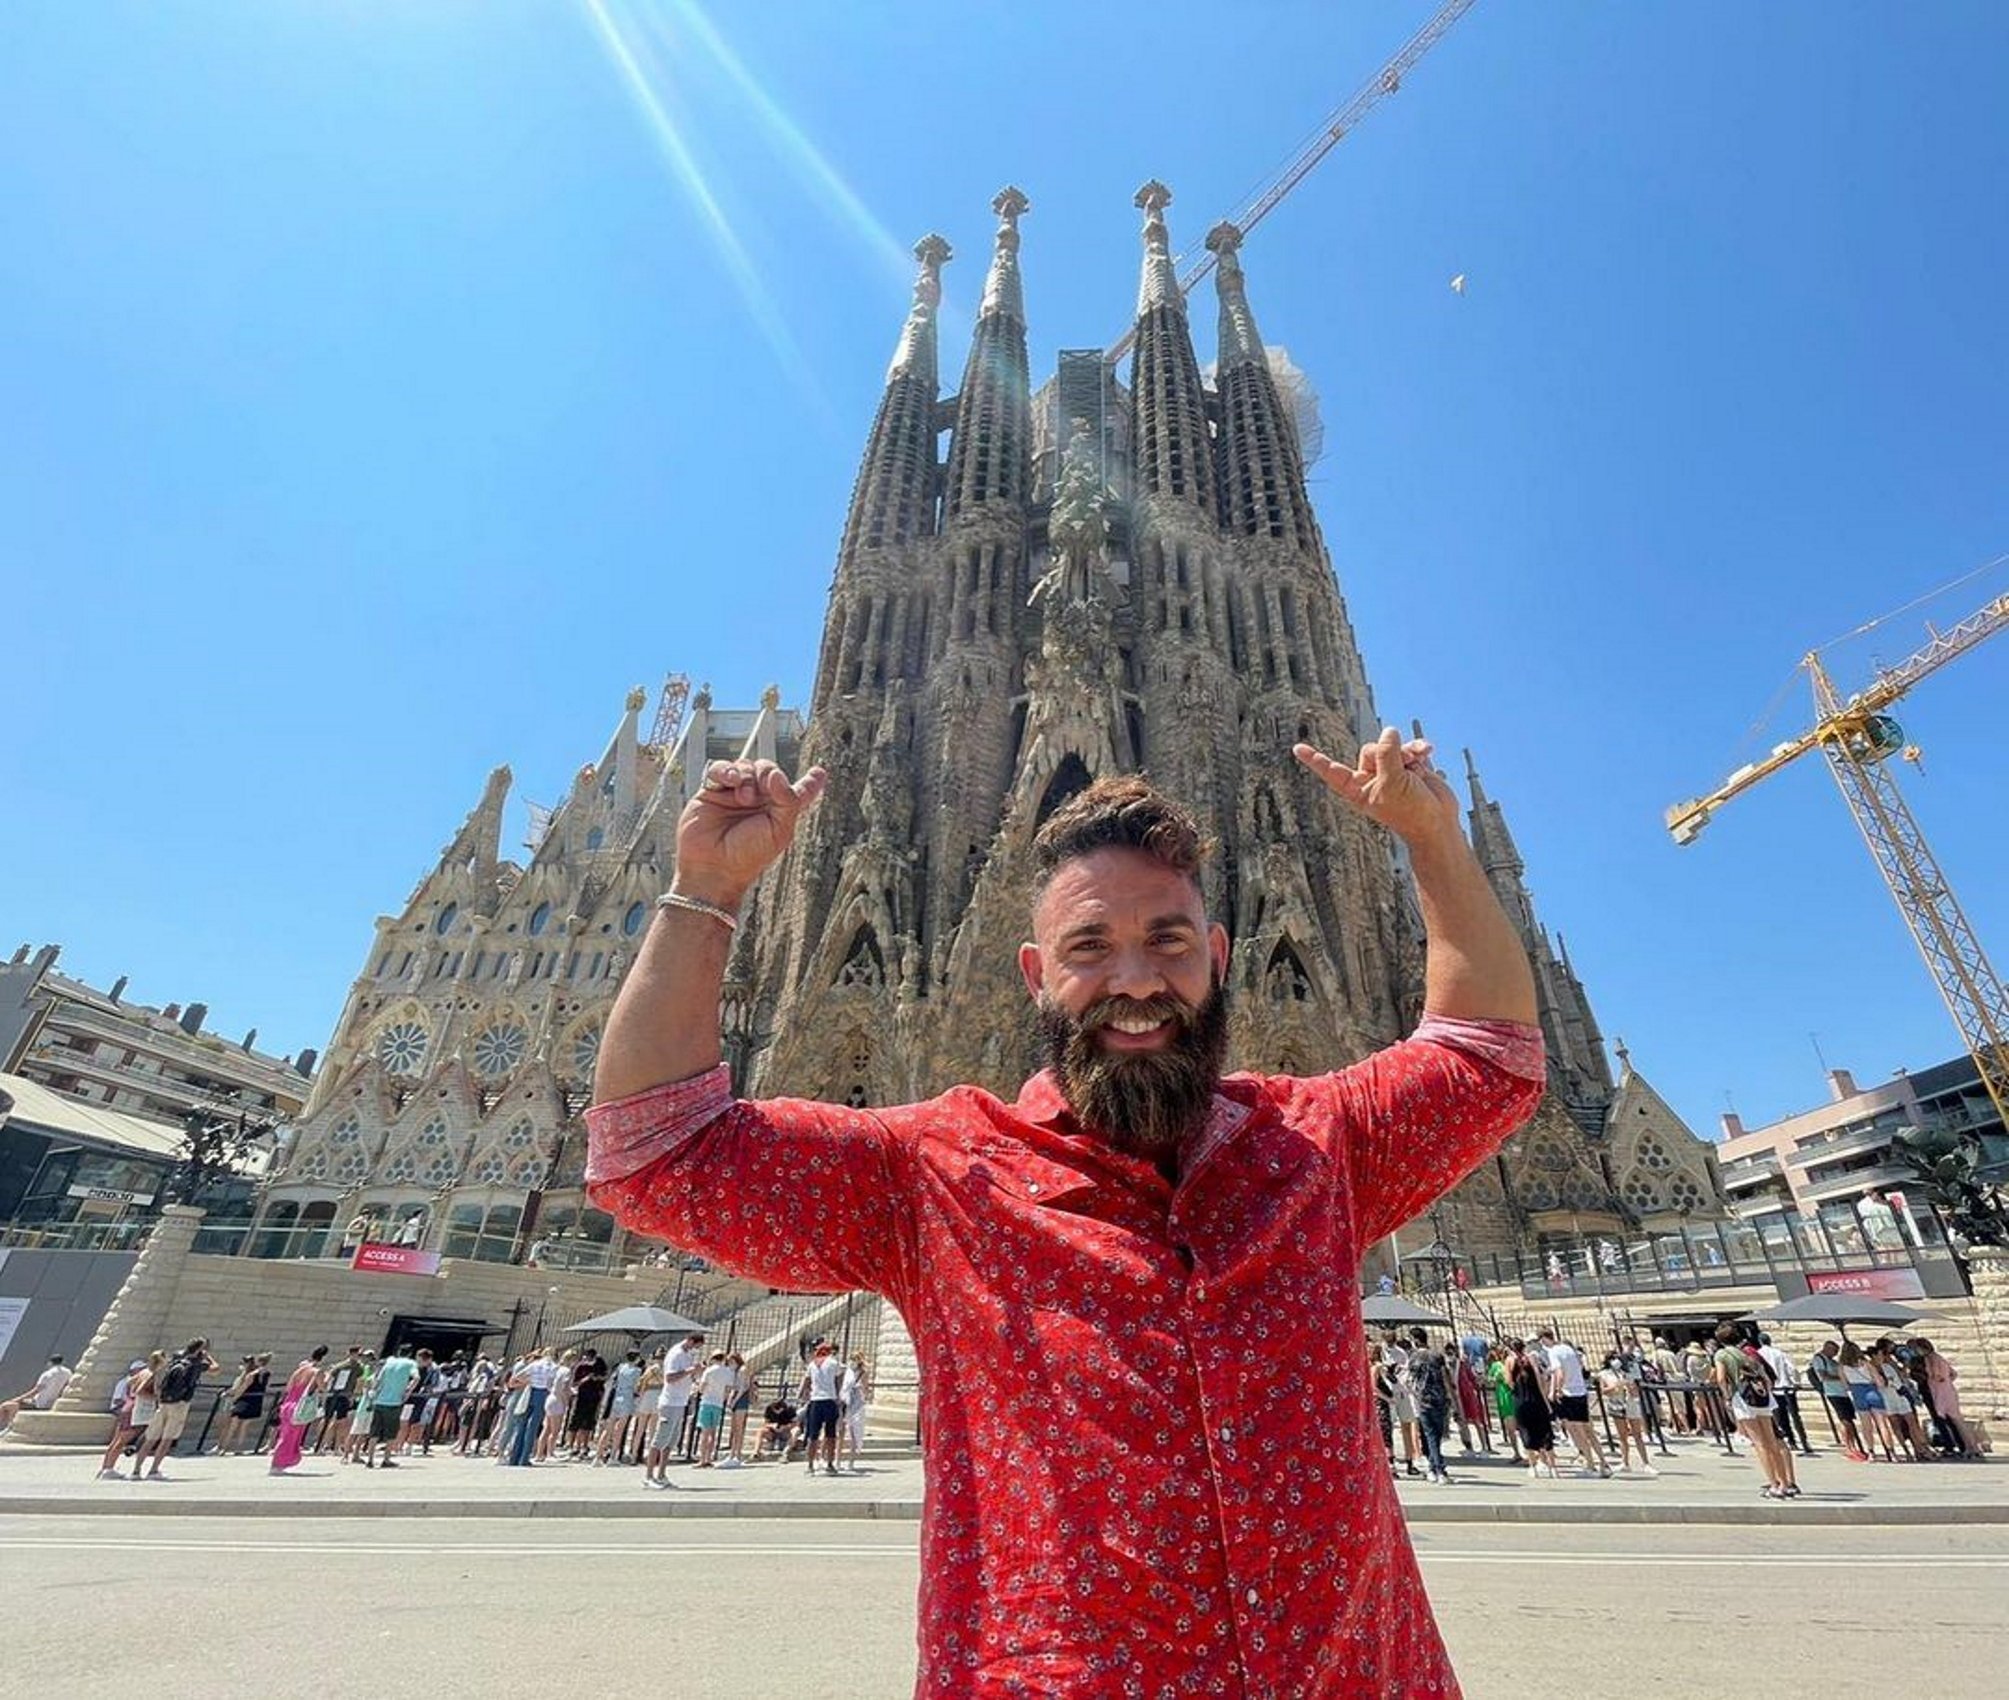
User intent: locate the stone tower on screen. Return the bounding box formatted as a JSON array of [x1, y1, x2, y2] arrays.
[[737, 188, 1414, 1109], [730, 185, 1717, 1257]]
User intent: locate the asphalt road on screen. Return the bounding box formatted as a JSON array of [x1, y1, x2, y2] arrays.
[[4, 1516, 2003, 1698]]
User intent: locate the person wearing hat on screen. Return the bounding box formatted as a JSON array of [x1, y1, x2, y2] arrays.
[[796, 1342, 845, 1477], [97, 1351, 164, 1478]]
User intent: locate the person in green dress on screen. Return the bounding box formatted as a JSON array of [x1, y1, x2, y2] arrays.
[[1486, 1345, 1521, 1461]]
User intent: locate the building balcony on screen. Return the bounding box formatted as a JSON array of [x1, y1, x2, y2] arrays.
[[1786, 1122, 1908, 1169], [1797, 1160, 1915, 1206], [46, 1001, 307, 1100], [1718, 1157, 1784, 1192]]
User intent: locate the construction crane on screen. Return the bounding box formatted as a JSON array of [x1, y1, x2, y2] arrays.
[[1105, 0, 1480, 363], [648, 671, 692, 752], [1666, 581, 2009, 1127]]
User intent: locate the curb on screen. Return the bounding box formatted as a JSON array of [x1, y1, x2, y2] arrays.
[[0, 1495, 922, 1520], [2, 1495, 2002, 1526]]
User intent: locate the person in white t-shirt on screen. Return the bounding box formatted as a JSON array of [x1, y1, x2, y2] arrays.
[[1, 1355, 74, 1431], [1535, 1328, 1610, 1477], [693, 1352, 736, 1466], [797, 1342, 846, 1476], [644, 1334, 704, 1488]]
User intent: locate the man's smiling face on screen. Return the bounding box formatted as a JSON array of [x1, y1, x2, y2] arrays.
[[1018, 846, 1232, 1162]]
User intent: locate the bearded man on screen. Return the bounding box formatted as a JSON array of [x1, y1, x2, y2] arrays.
[[588, 731, 1541, 1698]]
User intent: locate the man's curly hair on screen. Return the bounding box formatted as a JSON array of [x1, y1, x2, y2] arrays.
[[1030, 775, 1211, 891]]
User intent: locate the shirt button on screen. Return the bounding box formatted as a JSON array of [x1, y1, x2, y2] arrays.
[[1245, 1587, 1260, 1607], [1219, 1425, 1233, 1443], [1027, 1181, 1040, 1194]]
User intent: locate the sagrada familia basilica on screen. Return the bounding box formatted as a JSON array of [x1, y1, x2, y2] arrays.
[[260, 186, 1721, 1266]]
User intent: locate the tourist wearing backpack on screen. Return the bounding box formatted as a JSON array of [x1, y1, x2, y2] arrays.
[[1408, 1334, 1454, 1484], [1711, 1323, 1797, 1500], [130, 1338, 219, 1480]]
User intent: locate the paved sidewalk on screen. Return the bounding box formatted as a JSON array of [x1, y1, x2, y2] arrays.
[[2, 1433, 2003, 1523]]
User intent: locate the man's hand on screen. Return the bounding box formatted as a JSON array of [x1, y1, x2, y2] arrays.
[[1293, 728, 1459, 846], [673, 759, 829, 908]]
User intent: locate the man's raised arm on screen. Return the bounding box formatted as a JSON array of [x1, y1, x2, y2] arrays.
[[1291, 729, 1543, 1243], [1293, 728, 1536, 1027], [593, 758, 826, 1105]]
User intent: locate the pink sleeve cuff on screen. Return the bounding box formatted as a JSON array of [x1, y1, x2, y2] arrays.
[[584, 1065, 736, 1184], [1411, 1015, 1547, 1084]]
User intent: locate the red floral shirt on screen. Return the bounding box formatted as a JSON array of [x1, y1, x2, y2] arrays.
[[587, 1017, 1543, 1698]]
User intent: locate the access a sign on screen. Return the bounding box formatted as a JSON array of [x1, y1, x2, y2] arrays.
[[352, 1242, 442, 1277]]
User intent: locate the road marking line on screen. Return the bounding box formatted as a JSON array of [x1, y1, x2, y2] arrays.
[[4, 1539, 2005, 1568]]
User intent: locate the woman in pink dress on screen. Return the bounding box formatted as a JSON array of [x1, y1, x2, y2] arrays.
[[268, 1346, 328, 1475], [1913, 1337, 1981, 1457]]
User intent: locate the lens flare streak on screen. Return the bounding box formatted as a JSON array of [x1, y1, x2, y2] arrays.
[[577, 0, 811, 384]]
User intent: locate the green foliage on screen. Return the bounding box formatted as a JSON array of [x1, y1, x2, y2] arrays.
[[1892, 1123, 2009, 1250], [169, 1107, 270, 1207]]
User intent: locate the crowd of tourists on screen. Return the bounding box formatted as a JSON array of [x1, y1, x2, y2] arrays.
[[1372, 1322, 1987, 1499], [85, 1330, 876, 1484]]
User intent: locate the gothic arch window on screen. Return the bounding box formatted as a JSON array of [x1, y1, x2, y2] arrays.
[[472, 1022, 530, 1079], [1621, 1174, 1664, 1214], [1667, 1175, 1706, 1213], [529, 902, 551, 937], [586, 828, 604, 851], [421, 1151, 458, 1188], [376, 1020, 430, 1078], [472, 1152, 510, 1185], [1036, 754, 1093, 828], [435, 902, 459, 936], [417, 1116, 450, 1149], [623, 901, 647, 937], [502, 1118, 538, 1153], [508, 1155, 545, 1188], [835, 925, 887, 989], [329, 1115, 362, 1148], [296, 1151, 328, 1181], [1265, 939, 1313, 1005], [1635, 1136, 1673, 1172], [384, 1150, 419, 1184], [1255, 787, 1285, 841], [334, 1150, 369, 1185]]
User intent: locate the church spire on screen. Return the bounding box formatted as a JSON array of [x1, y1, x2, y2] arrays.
[[1128, 182, 1215, 513], [440, 765, 509, 872], [836, 234, 951, 564], [1207, 222, 1317, 551], [1462, 747, 1532, 935], [945, 188, 1032, 516]]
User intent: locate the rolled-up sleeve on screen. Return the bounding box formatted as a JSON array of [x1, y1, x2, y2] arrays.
[[1289, 1015, 1545, 1247], [585, 1072, 916, 1300]]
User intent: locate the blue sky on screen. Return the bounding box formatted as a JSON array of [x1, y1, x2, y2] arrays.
[[4, 2, 2005, 1135]]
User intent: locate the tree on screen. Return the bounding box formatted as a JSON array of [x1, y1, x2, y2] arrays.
[[1891, 1124, 2009, 1252], [168, 1107, 271, 1208]]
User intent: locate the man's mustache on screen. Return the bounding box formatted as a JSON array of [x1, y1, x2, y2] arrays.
[[1080, 995, 1191, 1032]]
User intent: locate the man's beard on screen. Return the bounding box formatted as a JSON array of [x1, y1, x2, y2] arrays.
[[1036, 977, 1230, 1164]]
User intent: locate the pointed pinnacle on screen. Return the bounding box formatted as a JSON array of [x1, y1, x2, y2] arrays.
[[1135, 179, 1172, 216], [1205, 220, 1244, 257], [913, 233, 952, 269], [992, 185, 1030, 226]]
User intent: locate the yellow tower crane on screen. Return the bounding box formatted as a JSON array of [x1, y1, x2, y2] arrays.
[[1665, 580, 2009, 1127]]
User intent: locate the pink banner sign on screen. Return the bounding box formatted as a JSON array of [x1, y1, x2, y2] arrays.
[[1805, 1266, 1925, 1301], [351, 1242, 442, 1277]]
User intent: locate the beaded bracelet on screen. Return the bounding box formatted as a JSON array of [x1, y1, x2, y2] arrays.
[[654, 890, 739, 932]]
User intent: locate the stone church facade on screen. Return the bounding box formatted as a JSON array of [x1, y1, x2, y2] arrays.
[[256, 687, 801, 1264], [256, 183, 1719, 1269], [729, 184, 1721, 1260]]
